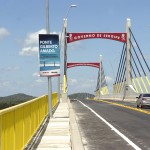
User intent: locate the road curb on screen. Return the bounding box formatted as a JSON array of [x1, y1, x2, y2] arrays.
[[68, 99, 84, 150]]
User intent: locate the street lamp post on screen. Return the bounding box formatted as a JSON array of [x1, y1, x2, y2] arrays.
[[99, 55, 102, 99], [46, 0, 50, 33], [63, 5, 77, 96], [46, 0, 53, 117]]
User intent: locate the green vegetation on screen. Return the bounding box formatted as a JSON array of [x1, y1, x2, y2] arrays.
[[0, 93, 36, 110], [69, 93, 94, 100], [0, 92, 94, 110]]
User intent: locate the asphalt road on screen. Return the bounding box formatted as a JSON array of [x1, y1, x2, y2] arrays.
[[71, 99, 150, 150]]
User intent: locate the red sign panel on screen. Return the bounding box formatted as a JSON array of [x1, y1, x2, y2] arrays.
[[67, 32, 127, 43], [67, 62, 100, 68]]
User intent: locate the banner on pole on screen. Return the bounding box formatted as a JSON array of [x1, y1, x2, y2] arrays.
[[39, 34, 60, 77], [67, 62, 100, 68], [67, 32, 127, 43]]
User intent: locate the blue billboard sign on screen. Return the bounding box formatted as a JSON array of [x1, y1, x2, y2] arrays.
[[39, 34, 60, 77]]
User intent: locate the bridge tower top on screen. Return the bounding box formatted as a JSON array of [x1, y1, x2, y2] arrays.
[[126, 18, 132, 86]]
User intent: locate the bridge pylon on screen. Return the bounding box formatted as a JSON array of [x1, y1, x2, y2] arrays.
[[123, 18, 137, 99], [62, 18, 68, 103]]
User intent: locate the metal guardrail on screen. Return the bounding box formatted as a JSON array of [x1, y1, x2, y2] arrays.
[[0, 93, 58, 150]]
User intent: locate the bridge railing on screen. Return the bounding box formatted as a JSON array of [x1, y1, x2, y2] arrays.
[[0, 93, 58, 150]]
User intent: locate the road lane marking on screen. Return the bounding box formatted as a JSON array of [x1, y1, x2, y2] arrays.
[[96, 99, 150, 115], [78, 100, 141, 150]]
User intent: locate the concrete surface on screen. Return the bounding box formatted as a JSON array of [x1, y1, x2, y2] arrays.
[[32, 103, 71, 150], [68, 100, 84, 150], [32, 100, 84, 150]]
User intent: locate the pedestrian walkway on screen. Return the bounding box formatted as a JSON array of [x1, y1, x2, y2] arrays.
[[34, 103, 71, 150]]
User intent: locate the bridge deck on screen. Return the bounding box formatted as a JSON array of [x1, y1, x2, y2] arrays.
[[33, 103, 71, 150]]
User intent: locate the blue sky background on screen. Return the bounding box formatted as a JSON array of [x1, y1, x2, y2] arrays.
[[0, 0, 150, 97]]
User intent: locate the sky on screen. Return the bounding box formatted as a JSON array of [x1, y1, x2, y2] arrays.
[[0, 0, 150, 97]]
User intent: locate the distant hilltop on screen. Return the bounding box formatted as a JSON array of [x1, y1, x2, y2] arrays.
[[0, 93, 36, 102], [0, 93, 36, 110], [69, 93, 94, 100]]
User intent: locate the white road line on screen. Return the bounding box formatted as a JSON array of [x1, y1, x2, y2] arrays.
[[78, 100, 141, 150]]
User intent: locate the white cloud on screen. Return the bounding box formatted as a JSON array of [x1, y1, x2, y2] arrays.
[[35, 78, 46, 84], [25, 29, 46, 46], [0, 81, 11, 87], [0, 80, 23, 89], [0, 66, 20, 72], [35, 79, 46, 83], [142, 54, 150, 60], [0, 27, 10, 41], [32, 72, 46, 84], [19, 29, 59, 56], [68, 78, 96, 89], [19, 29, 46, 56], [68, 78, 77, 85], [105, 76, 114, 83], [32, 72, 40, 77], [67, 41, 81, 50], [19, 46, 38, 56]]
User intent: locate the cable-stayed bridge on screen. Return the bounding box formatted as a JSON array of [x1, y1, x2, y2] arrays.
[[95, 21, 150, 100], [1, 18, 150, 149]]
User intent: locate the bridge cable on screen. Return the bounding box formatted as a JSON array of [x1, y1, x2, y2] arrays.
[[118, 56, 126, 93], [96, 69, 100, 92], [129, 28, 150, 72], [130, 39, 146, 76], [130, 39, 148, 92], [116, 44, 125, 83], [130, 50, 141, 77], [114, 44, 126, 93], [115, 43, 126, 84], [116, 45, 126, 93], [130, 60, 139, 92]]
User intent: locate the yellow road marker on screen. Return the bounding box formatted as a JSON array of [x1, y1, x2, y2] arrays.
[[95, 99, 150, 115]]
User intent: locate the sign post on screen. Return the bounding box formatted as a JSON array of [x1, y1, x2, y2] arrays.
[[39, 34, 60, 117], [39, 34, 60, 77]]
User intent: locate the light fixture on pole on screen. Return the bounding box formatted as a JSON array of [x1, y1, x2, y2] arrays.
[[65, 5, 77, 19], [59, 4, 77, 49]]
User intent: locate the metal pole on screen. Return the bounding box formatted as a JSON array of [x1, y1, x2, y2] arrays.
[[46, 0, 53, 117], [63, 5, 76, 95], [63, 18, 67, 94], [48, 77, 52, 117], [99, 55, 102, 98], [58, 76, 60, 103], [46, 0, 50, 33], [62, 5, 77, 102]]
